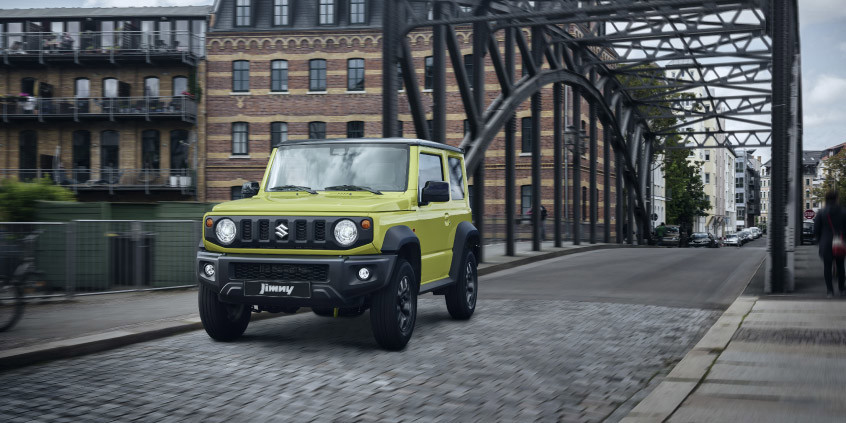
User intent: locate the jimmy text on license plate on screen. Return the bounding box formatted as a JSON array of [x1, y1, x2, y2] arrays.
[[245, 282, 311, 297]]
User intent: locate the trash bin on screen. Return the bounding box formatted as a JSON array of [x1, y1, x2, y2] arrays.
[[108, 232, 154, 286]]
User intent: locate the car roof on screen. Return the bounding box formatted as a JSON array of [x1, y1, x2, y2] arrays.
[[278, 137, 464, 153]]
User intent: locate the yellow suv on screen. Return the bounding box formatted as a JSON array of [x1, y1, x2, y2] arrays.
[[197, 138, 479, 350]]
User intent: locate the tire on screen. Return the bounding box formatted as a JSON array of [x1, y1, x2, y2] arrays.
[[198, 284, 251, 342], [370, 259, 417, 350], [445, 249, 478, 320], [0, 282, 24, 332]]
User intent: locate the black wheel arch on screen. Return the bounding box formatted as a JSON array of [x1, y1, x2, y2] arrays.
[[448, 221, 479, 281], [381, 225, 421, 284]]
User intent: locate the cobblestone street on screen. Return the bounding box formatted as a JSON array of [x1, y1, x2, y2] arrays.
[[0, 298, 718, 422]]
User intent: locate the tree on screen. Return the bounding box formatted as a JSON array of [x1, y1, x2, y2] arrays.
[[0, 178, 76, 222], [815, 150, 846, 203], [616, 65, 709, 237]]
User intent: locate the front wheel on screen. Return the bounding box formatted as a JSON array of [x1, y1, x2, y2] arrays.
[[370, 259, 417, 350], [198, 284, 251, 342], [0, 282, 24, 332], [445, 249, 478, 320]]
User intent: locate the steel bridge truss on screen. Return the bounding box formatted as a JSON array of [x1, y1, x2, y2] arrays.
[[381, 0, 801, 292]]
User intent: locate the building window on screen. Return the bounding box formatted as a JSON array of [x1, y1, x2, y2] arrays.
[[347, 121, 365, 138], [271, 60, 288, 92], [173, 76, 188, 96], [350, 0, 366, 24], [521, 185, 531, 215], [397, 62, 404, 91], [735, 177, 743, 188], [347, 58, 365, 91], [736, 193, 744, 203], [424, 56, 433, 90], [170, 130, 190, 171], [309, 59, 327, 91], [102, 78, 118, 98], [805, 178, 810, 185], [144, 77, 159, 97], [21, 77, 35, 97], [100, 131, 120, 183], [19, 130, 37, 181], [72, 130, 91, 183], [426, 120, 434, 140], [398, 121, 404, 137], [273, 0, 290, 26], [705, 150, 710, 161], [521, 117, 532, 153], [141, 130, 160, 170], [319, 0, 336, 25], [271, 122, 287, 150], [309, 122, 326, 139], [232, 61, 249, 92], [232, 122, 249, 155], [75, 78, 90, 98], [235, 0, 251, 27], [704, 173, 710, 184], [464, 54, 474, 88]]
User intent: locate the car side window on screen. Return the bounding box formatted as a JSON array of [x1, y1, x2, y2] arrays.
[[448, 156, 464, 200], [418, 153, 444, 203]]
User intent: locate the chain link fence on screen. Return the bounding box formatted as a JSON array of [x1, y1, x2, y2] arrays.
[[0, 220, 200, 297]]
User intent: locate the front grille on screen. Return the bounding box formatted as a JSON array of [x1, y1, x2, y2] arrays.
[[232, 263, 329, 282], [259, 219, 269, 240], [241, 220, 252, 241], [314, 220, 326, 241], [296, 220, 307, 241]]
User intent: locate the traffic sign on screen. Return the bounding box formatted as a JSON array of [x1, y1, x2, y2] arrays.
[[804, 209, 816, 220], [651, 213, 658, 221]]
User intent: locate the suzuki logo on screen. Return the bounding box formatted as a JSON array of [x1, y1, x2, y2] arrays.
[[259, 283, 293, 295], [276, 222, 288, 239]]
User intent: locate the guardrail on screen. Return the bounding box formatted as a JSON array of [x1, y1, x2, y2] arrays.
[[2, 168, 196, 195], [1, 96, 197, 122], [0, 220, 201, 297], [1, 31, 204, 64]]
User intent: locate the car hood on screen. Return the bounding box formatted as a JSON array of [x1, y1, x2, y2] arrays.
[[212, 193, 415, 214]]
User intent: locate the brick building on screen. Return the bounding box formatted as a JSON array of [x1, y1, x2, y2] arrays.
[[0, 6, 210, 201], [204, 0, 617, 237]]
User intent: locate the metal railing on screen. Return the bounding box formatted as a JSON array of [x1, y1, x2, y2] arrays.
[[2, 168, 196, 195], [2, 96, 197, 122], [1, 31, 205, 63], [0, 221, 201, 297]]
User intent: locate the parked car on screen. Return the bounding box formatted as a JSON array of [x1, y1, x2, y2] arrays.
[[738, 230, 752, 245], [748, 227, 761, 239], [690, 232, 718, 248], [724, 234, 741, 247], [802, 221, 815, 245], [660, 225, 680, 247]]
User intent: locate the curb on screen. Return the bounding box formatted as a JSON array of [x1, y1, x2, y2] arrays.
[[620, 256, 765, 422], [0, 243, 631, 371]]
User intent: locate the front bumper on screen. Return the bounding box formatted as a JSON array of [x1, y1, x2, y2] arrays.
[[197, 249, 396, 308]]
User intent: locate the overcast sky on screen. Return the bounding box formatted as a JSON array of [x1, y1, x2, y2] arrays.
[[0, 0, 843, 159]]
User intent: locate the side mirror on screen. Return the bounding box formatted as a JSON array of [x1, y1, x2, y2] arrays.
[[241, 181, 259, 198], [420, 181, 450, 206]]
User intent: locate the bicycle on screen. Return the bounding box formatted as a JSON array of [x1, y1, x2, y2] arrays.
[[0, 232, 42, 332]]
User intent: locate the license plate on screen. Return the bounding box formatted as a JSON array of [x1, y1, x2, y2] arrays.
[[244, 281, 311, 298]]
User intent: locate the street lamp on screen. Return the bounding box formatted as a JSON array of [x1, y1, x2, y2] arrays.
[[563, 124, 587, 240]]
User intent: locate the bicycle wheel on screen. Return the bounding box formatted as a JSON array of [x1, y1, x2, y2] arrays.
[[0, 281, 24, 332]]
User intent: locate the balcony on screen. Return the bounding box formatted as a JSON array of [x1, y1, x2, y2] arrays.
[[3, 168, 196, 196], [2, 96, 197, 123], [1, 31, 204, 66]]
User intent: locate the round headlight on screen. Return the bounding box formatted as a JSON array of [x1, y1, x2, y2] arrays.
[[334, 219, 358, 247], [215, 218, 237, 245]]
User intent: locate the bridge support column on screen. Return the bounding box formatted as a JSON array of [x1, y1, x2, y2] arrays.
[[589, 70, 598, 244], [381, 0, 398, 137], [504, 27, 516, 256], [531, 26, 543, 251], [554, 82, 563, 248], [432, 2, 446, 143], [572, 85, 582, 245], [616, 148, 624, 243], [604, 126, 611, 244]]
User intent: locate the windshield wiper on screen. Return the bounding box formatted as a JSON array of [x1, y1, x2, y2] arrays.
[[267, 185, 317, 194], [324, 185, 383, 195]]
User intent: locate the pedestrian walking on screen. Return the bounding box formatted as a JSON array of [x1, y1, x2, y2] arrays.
[[527, 205, 548, 241], [813, 190, 846, 298]]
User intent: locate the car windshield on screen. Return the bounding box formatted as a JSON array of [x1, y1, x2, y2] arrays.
[[266, 143, 409, 192], [666, 227, 679, 234], [727, 235, 737, 239]]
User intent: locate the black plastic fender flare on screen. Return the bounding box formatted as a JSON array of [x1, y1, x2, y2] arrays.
[[448, 221, 479, 281]]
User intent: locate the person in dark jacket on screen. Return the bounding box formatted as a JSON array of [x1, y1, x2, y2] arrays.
[[814, 190, 845, 298]]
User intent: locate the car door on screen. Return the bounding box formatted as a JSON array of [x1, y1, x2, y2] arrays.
[[416, 148, 452, 284]]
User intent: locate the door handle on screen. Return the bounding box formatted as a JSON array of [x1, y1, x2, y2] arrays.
[[444, 212, 451, 226]]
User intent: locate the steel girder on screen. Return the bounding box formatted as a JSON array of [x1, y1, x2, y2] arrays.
[[383, 0, 796, 254]]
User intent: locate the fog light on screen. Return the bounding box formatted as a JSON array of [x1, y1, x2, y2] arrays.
[[203, 263, 215, 278], [357, 267, 370, 280]]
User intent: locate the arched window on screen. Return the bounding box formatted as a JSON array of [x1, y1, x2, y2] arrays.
[[144, 77, 160, 97], [72, 130, 91, 183], [172, 76, 188, 97], [75, 78, 90, 98], [141, 129, 160, 170], [102, 78, 118, 97], [100, 130, 120, 183], [20, 77, 35, 97], [19, 130, 37, 181]]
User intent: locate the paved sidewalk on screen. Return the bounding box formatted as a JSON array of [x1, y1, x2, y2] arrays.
[[624, 245, 846, 422], [0, 240, 618, 370]]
